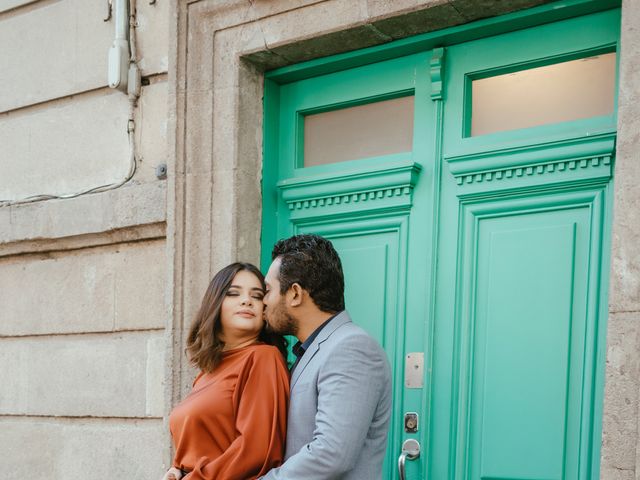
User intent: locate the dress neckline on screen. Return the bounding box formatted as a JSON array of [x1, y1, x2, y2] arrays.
[[222, 341, 264, 356]]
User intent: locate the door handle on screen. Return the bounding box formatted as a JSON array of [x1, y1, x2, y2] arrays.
[[398, 438, 420, 480]]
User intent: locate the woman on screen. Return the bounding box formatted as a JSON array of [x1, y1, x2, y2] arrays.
[[162, 263, 289, 480]]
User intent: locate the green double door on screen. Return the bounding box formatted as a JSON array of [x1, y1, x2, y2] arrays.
[[262, 6, 619, 479]]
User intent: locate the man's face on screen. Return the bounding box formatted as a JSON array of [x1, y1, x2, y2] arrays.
[[264, 257, 298, 336]]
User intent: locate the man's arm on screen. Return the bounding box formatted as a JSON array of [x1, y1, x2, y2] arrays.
[[263, 334, 390, 479]]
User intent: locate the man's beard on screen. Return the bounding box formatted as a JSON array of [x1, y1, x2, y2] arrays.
[[266, 299, 298, 337]]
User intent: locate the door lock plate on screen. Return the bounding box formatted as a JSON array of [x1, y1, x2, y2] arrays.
[[405, 352, 424, 388], [404, 412, 419, 433]]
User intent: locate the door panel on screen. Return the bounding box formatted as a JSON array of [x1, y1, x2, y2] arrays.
[[332, 236, 394, 345], [478, 223, 576, 479], [264, 52, 431, 479], [297, 218, 407, 479], [445, 188, 612, 480], [441, 11, 618, 478], [297, 219, 404, 351], [471, 210, 589, 480]]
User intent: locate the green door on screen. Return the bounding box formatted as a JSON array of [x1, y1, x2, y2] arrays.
[[262, 5, 619, 479], [263, 52, 434, 478]]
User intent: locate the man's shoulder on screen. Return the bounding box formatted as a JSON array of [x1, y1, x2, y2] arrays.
[[317, 318, 391, 389], [325, 318, 387, 361], [329, 316, 380, 344]]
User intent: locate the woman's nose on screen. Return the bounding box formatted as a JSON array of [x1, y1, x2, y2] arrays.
[[240, 295, 252, 305]]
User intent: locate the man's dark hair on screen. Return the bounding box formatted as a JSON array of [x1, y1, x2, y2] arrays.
[[272, 234, 345, 313]]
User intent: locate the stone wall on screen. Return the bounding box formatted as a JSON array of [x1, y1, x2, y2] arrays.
[[601, 0, 640, 478], [0, 0, 170, 478]]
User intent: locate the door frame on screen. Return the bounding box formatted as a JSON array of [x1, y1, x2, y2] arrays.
[[261, 1, 620, 478]]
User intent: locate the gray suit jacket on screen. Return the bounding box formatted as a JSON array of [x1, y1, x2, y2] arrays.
[[262, 311, 392, 480]]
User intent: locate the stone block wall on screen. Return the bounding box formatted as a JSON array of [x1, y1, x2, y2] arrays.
[[600, 0, 640, 479], [0, 0, 171, 478]]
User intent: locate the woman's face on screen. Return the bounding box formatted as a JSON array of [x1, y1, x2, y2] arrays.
[[219, 270, 265, 343]]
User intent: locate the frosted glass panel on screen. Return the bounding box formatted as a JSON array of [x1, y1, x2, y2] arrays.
[[303, 96, 414, 167], [471, 52, 616, 136]]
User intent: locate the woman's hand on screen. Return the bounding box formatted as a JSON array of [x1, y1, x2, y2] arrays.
[[161, 467, 183, 480]]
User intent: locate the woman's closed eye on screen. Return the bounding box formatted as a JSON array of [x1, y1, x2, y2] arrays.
[[226, 289, 264, 300]]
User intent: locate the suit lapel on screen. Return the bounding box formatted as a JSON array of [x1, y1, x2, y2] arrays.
[[290, 311, 352, 388]]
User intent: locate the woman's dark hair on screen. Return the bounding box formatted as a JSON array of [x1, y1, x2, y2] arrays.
[[272, 234, 345, 313], [186, 262, 288, 372]]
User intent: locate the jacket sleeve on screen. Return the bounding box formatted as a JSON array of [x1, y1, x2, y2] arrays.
[[262, 335, 391, 479], [186, 348, 289, 480]]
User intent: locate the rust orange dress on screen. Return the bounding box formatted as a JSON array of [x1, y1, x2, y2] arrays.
[[169, 344, 289, 480]]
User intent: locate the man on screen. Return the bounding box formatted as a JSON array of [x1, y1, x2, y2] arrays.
[[261, 234, 392, 480]]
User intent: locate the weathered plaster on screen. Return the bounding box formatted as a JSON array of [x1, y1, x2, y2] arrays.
[[609, 0, 640, 314], [601, 0, 640, 477], [0, 182, 166, 251], [0, 239, 166, 335], [0, 0, 170, 202], [0, 0, 168, 113], [0, 331, 164, 417], [1, 1, 171, 478], [0, 89, 130, 200], [602, 312, 640, 480], [1, 417, 165, 479]]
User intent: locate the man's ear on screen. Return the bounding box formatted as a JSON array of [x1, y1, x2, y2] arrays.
[[289, 283, 304, 307]]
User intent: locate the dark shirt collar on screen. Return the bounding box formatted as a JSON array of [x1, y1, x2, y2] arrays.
[[291, 311, 341, 366], [301, 312, 339, 351]]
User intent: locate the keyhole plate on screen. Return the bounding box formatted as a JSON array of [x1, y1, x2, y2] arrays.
[[404, 412, 419, 433]]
